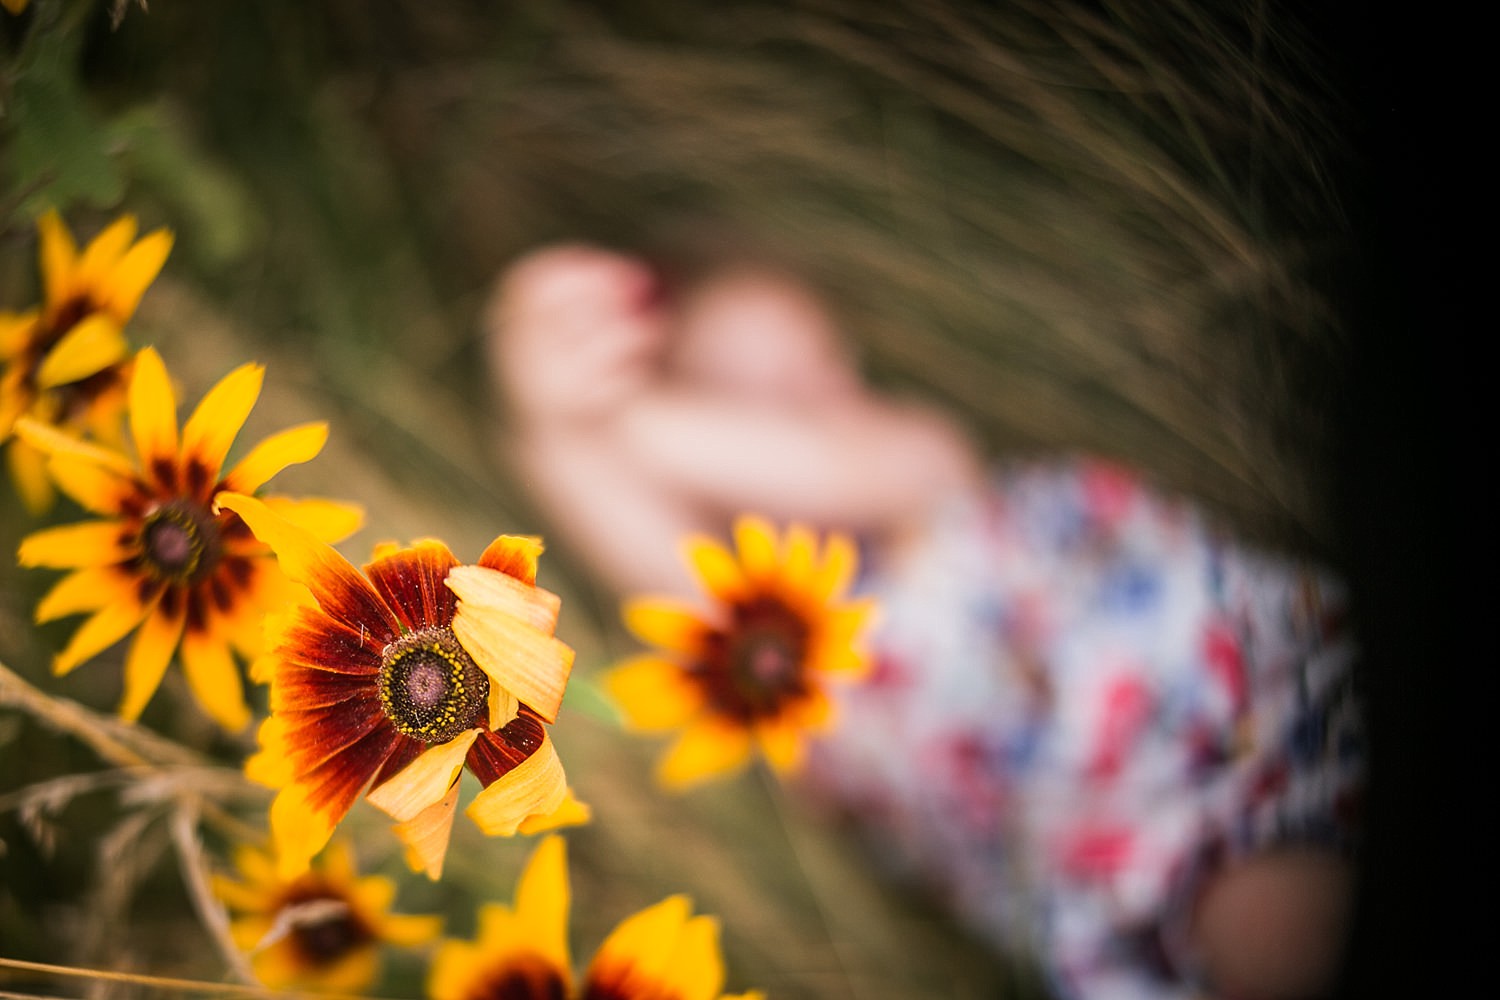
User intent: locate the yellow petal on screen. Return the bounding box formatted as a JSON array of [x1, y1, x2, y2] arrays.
[[621, 598, 709, 655], [660, 914, 727, 1000], [52, 596, 150, 676], [516, 787, 591, 835], [74, 215, 138, 290], [685, 535, 749, 603], [754, 716, 807, 776], [428, 940, 486, 1000], [511, 835, 572, 973], [781, 522, 817, 586], [128, 346, 178, 471], [119, 601, 187, 722], [367, 729, 481, 822], [38, 210, 79, 308], [476, 534, 544, 584], [246, 716, 296, 788], [181, 361, 263, 481], [450, 580, 573, 724], [179, 627, 251, 731], [603, 655, 702, 732], [18, 520, 133, 568], [0, 309, 37, 358], [45, 452, 135, 516], [97, 227, 173, 322], [257, 495, 364, 544], [222, 422, 329, 494], [13, 414, 138, 477], [733, 514, 780, 585], [269, 781, 339, 880], [812, 530, 858, 602], [307, 945, 380, 994], [217, 492, 398, 638], [379, 911, 444, 947], [7, 434, 54, 513], [391, 784, 461, 880], [656, 720, 753, 792], [35, 567, 133, 622], [445, 564, 561, 633], [464, 734, 568, 836], [33, 314, 128, 389]]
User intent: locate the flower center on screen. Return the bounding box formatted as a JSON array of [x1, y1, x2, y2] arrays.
[[283, 896, 372, 967], [379, 627, 490, 743], [138, 500, 219, 583], [702, 596, 810, 720]]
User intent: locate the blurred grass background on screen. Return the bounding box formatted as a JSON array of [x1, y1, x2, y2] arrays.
[[2, 1, 1372, 998]]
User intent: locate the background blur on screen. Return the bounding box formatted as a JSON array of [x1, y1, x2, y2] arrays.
[[0, 1, 1446, 998]]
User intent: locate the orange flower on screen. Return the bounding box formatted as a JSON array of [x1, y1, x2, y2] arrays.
[[1, 211, 172, 510], [15, 347, 358, 730], [605, 515, 876, 790], [222, 492, 587, 881], [428, 835, 762, 1000]]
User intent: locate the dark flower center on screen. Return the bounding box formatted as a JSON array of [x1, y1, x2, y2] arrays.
[[472, 954, 568, 1000], [379, 627, 490, 743], [698, 596, 811, 720], [138, 500, 220, 583], [282, 895, 372, 967]]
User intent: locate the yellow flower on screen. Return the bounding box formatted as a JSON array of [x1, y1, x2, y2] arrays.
[[605, 515, 876, 791], [220, 492, 587, 882], [2, 0, 30, 15], [1, 211, 173, 511], [212, 840, 441, 993], [429, 835, 763, 1000], [14, 346, 360, 731]]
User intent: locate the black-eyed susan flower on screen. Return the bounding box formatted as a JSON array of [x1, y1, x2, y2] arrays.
[[212, 839, 441, 992], [1, 210, 172, 511], [428, 835, 762, 1000], [14, 346, 359, 731], [220, 492, 588, 882], [605, 515, 876, 791]]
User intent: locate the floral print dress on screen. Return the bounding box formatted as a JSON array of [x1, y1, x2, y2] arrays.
[[805, 457, 1364, 1000]]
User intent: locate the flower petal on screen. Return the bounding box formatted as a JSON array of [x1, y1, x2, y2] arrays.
[[128, 346, 178, 475], [74, 215, 138, 291], [511, 835, 572, 973], [257, 496, 364, 544], [222, 422, 328, 494], [586, 896, 726, 1000], [516, 788, 591, 835], [621, 597, 710, 655], [35, 566, 135, 622], [603, 655, 703, 732], [38, 211, 78, 308], [391, 784, 461, 880], [218, 492, 400, 640], [33, 313, 129, 389], [450, 596, 573, 724], [7, 434, 54, 513], [181, 361, 263, 483], [811, 530, 858, 602], [364, 540, 460, 634], [685, 534, 749, 604], [464, 732, 568, 836], [656, 719, 753, 791], [97, 227, 173, 322], [367, 728, 481, 822], [753, 716, 807, 776], [18, 520, 134, 568], [733, 515, 779, 585], [0, 309, 37, 358], [268, 778, 344, 879], [45, 452, 135, 516], [51, 594, 150, 676], [180, 626, 251, 731], [446, 564, 560, 634], [13, 415, 138, 477], [477, 534, 543, 585], [119, 600, 188, 721]]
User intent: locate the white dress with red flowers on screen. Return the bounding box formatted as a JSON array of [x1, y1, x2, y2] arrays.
[[805, 457, 1364, 1000]]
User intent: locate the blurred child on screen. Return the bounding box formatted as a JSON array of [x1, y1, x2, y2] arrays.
[[485, 243, 1363, 1000]]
